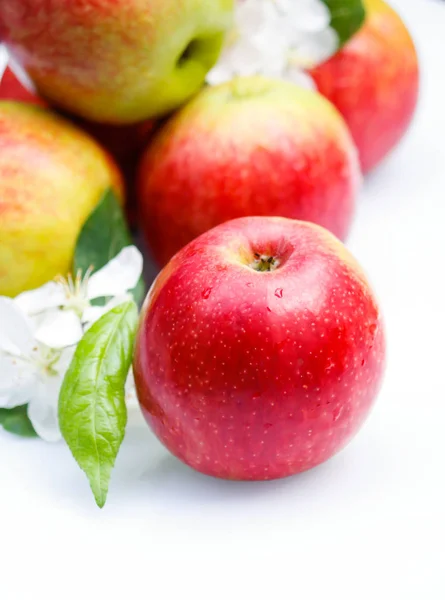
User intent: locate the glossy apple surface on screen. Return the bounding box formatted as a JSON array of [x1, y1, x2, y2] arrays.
[[0, 0, 233, 124], [0, 102, 123, 297], [310, 0, 419, 173], [138, 76, 361, 266], [134, 217, 385, 480]]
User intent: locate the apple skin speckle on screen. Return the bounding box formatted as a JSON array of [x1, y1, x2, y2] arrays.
[[134, 217, 386, 481]]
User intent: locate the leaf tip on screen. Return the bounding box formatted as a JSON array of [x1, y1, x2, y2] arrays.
[[92, 484, 108, 509]]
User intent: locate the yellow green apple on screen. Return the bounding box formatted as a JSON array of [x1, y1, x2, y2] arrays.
[[0, 0, 234, 124], [0, 102, 123, 297]]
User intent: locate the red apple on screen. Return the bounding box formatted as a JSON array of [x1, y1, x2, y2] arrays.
[[134, 216, 386, 480], [310, 0, 419, 173], [0, 65, 44, 106], [138, 76, 361, 266]]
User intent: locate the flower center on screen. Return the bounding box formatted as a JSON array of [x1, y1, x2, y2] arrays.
[[2, 344, 62, 378], [32, 345, 63, 377], [55, 268, 93, 318]]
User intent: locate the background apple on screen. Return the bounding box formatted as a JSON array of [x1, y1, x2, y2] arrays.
[[0, 102, 123, 297], [0, 59, 154, 225], [0, 0, 234, 124], [0, 65, 44, 106], [310, 0, 419, 173], [138, 76, 361, 266], [134, 216, 386, 480]]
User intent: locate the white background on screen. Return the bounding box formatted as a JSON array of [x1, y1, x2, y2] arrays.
[[1, 1, 444, 598]]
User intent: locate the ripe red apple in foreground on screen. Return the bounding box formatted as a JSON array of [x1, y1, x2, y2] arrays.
[[310, 0, 419, 173], [138, 76, 360, 266], [134, 217, 385, 480]]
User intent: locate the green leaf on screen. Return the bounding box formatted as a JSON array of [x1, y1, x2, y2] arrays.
[[59, 300, 139, 508], [321, 0, 366, 46], [73, 188, 145, 305], [0, 405, 37, 438]]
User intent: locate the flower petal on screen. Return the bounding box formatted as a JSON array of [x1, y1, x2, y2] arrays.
[[237, 0, 270, 37], [207, 62, 236, 85], [27, 380, 62, 443], [34, 310, 83, 349], [0, 297, 35, 356], [87, 246, 143, 300], [82, 305, 107, 327], [15, 282, 66, 315], [27, 346, 74, 442], [290, 0, 332, 33], [0, 355, 39, 408], [82, 294, 133, 334], [290, 28, 339, 68], [285, 66, 317, 90], [0, 45, 8, 82]]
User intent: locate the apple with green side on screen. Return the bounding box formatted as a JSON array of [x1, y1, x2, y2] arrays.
[[69, 116, 156, 225], [134, 216, 386, 480], [0, 0, 234, 124], [310, 0, 419, 172], [138, 76, 361, 266], [0, 101, 123, 297], [0, 61, 153, 225]]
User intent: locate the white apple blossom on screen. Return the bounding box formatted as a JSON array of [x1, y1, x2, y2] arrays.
[[0, 246, 144, 442], [207, 0, 338, 87], [0, 297, 75, 442], [0, 45, 8, 81], [15, 246, 143, 348]]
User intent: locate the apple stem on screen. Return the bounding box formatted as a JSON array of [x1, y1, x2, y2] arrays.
[[249, 252, 280, 272]]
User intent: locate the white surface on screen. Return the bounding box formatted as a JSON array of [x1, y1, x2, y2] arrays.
[[1, 1, 444, 598]]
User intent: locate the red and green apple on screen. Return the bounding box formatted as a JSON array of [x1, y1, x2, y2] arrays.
[[0, 102, 123, 297], [310, 0, 419, 172], [138, 76, 361, 266], [0, 0, 234, 124]]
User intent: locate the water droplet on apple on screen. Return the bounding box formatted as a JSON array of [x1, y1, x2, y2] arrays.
[[202, 288, 212, 299], [275, 288, 283, 298], [246, 282, 253, 288]]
